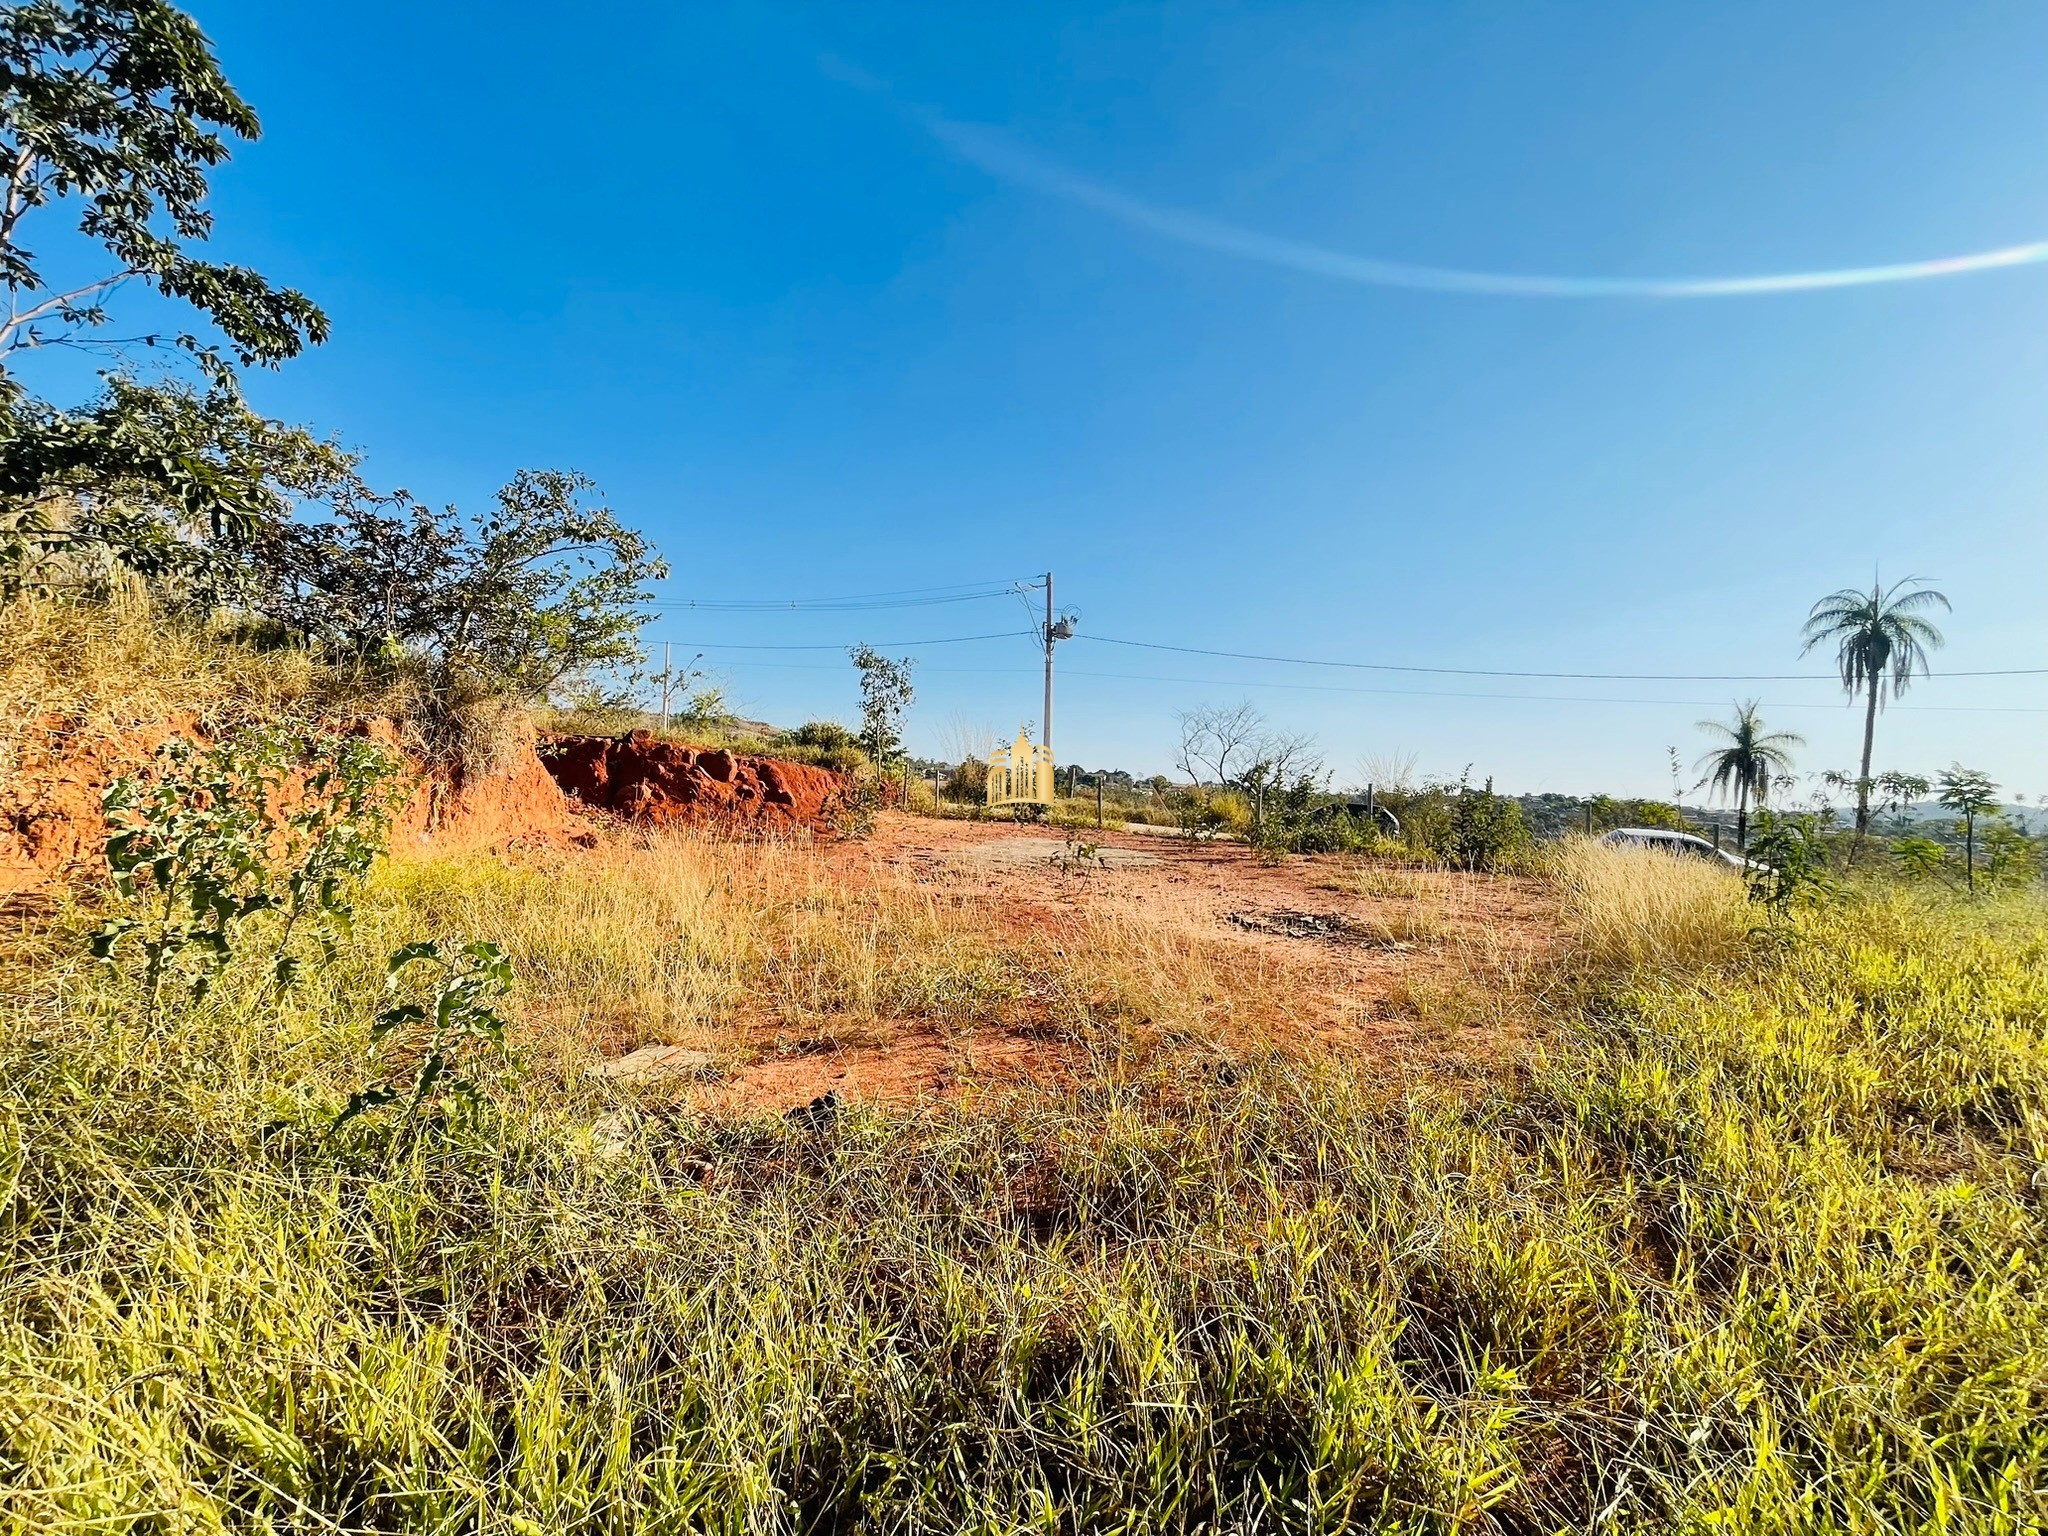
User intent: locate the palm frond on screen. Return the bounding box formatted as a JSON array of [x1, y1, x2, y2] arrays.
[[1801, 577, 1947, 701]]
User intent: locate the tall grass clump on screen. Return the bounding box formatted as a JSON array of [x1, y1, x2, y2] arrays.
[[1551, 833, 1751, 977], [0, 595, 412, 773]]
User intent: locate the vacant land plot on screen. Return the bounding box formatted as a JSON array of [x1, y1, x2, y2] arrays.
[[7, 812, 2045, 1533], [459, 814, 1563, 1114]]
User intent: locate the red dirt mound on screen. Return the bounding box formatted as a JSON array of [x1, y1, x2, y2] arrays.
[[540, 731, 846, 831], [388, 732, 585, 857], [1, 720, 583, 897]]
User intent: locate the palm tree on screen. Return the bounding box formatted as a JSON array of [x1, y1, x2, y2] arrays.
[[1801, 576, 1949, 835], [1696, 701, 1803, 855]]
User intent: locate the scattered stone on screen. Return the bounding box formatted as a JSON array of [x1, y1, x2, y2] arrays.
[[593, 1044, 715, 1082], [1227, 909, 1408, 948], [785, 1088, 845, 1130], [589, 1110, 639, 1161]]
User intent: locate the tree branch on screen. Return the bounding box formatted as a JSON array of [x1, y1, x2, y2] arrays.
[[1, 271, 141, 351]]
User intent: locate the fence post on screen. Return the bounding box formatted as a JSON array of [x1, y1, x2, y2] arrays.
[[1097, 778, 1104, 829]]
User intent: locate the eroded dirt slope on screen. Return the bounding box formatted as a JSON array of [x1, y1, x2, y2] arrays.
[[539, 731, 846, 832], [2, 719, 585, 896]]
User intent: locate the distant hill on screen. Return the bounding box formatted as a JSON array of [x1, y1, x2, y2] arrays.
[[1867, 801, 2048, 835]]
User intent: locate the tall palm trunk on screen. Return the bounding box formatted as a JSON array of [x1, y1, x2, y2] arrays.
[[1855, 671, 1880, 835], [1736, 779, 1749, 856]]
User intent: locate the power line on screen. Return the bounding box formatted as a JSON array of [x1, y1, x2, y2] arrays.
[[1056, 667, 2048, 714], [672, 655, 2048, 713], [644, 629, 1037, 651], [1075, 632, 2048, 682], [645, 578, 1033, 612]]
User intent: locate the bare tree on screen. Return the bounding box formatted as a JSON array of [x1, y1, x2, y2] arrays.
[[938, 713, 999, 767], [1175, 701, 1267, 786], [1176, 702, 1320, 788], [1258, 730, 1322, 784], [1356, 750, 1420, 796]]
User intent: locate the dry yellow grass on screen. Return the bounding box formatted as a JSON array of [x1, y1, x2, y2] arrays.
[[366, 831, 1304, 1092], [1549, 832, 1750, 976], [1317, 862, 1442, 901], [0, 593, 416, 782]]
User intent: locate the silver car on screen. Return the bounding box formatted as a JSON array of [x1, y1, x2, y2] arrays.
[[1598, 826, 1756, 872]]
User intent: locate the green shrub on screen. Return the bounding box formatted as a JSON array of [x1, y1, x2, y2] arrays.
[[770, 720, 871, 775], [1446, 776, 1531, 871], [93, 727, 406, 1016]]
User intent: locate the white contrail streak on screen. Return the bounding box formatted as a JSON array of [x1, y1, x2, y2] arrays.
[[831, 58, 2048, 298]]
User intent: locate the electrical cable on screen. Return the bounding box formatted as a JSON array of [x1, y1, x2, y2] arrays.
[[661, 655, 2048, 713], [643, 629, 1038, 651], [644, 578, 1035, 612], [1074, 632, 2048, 682]]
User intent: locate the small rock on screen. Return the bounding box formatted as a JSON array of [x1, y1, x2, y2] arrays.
[[594, 1044, 714, 1082], [589, 1110, 638, 1161]]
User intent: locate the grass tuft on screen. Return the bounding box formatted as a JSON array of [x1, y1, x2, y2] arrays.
[[1551, 833, 1751, 979]]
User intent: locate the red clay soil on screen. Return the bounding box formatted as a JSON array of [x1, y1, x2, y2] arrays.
[[388, 733, 586, 857], [1, 719, 585, 897], [539, 731, 846, 832], [1, 714, 192, 896]]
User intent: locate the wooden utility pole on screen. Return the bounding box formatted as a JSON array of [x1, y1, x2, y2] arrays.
[[1096, 777, 1103, 829]]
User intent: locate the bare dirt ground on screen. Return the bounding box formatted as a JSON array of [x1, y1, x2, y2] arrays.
[[673, 813, 1565, 1115]]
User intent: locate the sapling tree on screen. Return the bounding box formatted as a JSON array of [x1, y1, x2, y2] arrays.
[[1937, 765, 2000, 896], [1891, 836, 1948, 882], [848, 644, 916, 765], [333, 938, 517, 1146], [1978, 820, 2038, 889], [94, 728, 405, 1017], [1746, 810, 1836, 918]]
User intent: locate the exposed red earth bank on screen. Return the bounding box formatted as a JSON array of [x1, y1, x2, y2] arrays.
[[537, 731, 846, 831], [2, 725, 848, 897], [1, 720, 585, 897]]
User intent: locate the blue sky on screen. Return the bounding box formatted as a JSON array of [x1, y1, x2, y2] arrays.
[[24, 2, 2048, 796]]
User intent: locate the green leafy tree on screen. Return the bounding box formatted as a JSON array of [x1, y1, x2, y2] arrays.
[[1695, 701, 1802, 855], [2, 3, 332, 590], [1936, 765, 2000, 896], [1, 376, 358, 597], [248, 468, 667, 712], [1801, 577, 1949, 836], [0, 1, 325, 382], [848, 644, 916, 765], [1580, 795, 1688, 835]]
